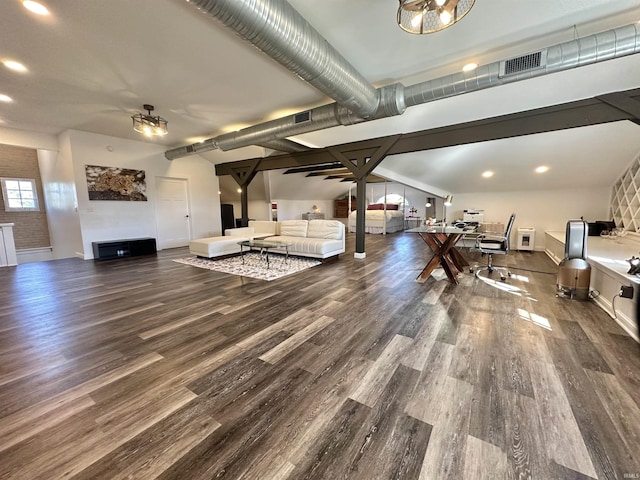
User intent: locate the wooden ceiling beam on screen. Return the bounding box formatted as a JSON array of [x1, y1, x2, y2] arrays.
[[214, 88, 640, 177]]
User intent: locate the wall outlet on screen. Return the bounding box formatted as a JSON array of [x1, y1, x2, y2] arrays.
[[620, 285, 634, 299]]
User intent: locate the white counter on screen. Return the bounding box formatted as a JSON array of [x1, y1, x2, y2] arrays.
[[0, 223, 17, 267], [545, 231, 639, 341]]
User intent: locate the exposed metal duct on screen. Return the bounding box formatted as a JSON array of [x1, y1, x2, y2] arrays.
[[403, 23, 640, 107], [166, 14, 640, 160], [185, 0, 379, 117], [256, 138, 310, 153]]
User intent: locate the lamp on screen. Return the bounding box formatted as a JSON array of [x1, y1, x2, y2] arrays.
[[397, 0, 475, 35], [442, 195, 453, 224], [425, 197, 434, 207], [131, 104, 168, 137]]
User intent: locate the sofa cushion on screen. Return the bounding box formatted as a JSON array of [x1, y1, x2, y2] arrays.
[[248, 220, 277, 236], [264, 236, 343, 256], [189, 236, 246, 257], [279, 220, 308, 237], [307, 219, 343, 239], [224, 227, 254, 237]]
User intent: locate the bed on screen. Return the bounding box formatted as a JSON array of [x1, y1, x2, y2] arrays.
[[348, 204, 405, 234]]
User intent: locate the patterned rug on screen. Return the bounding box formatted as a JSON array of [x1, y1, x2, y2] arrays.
[[173, 252, 322, 281]]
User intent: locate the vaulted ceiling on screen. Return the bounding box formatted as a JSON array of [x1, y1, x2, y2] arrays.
[[2, 0, 640, 196]]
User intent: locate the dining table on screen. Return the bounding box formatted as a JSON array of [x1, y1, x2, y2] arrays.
[[405, 225, 478, 285]]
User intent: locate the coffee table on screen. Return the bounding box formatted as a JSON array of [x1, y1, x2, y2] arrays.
[[238, 239, 292, 269]]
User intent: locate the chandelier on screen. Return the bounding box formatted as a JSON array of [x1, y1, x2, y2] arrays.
[[397, 0, 475, 34], [131, 104, 168, 137]]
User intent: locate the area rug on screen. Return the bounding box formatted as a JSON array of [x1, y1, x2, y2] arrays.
[[173, 253, 322, 281]]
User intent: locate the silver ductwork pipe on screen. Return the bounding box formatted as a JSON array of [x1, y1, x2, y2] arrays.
[[186, 0, 379, 117], [256, 138, 310, 153], [166, 18, 640, 160], [404, 23, 640, 107]]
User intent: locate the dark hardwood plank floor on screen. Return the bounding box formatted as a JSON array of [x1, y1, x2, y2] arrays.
[[0, 232, 639, 479]]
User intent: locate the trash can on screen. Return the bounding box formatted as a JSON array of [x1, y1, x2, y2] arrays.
[[517, 227, 535, 251]]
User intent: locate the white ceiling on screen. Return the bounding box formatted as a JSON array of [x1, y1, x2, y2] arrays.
[[2, 0, 640, 196]]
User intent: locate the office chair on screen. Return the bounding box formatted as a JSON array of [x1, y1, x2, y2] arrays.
[[473, 213, 516, 281]]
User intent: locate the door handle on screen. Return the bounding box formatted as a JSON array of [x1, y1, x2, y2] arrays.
[[185, 215, 189, 218]]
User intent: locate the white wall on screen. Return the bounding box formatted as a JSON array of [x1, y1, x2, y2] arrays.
[[38, 144, 83, 259], [226, 200, 271, 222], [450, 187, 610, 250], [65, 130, 221, 258], [0, 126, 58, 151], [272, 199, 334, 221]]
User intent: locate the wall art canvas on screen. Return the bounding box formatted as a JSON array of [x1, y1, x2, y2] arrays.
[[85, 165, 147, 201]]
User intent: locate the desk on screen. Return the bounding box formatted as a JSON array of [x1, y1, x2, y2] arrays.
[[406, 226, 477, 284], [545, 230, 640, 341], [404, 217, 422, 230]]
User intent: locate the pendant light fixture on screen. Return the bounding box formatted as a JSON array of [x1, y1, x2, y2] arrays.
[[397, 0, 475, 34], [131, 104, 168, 137]]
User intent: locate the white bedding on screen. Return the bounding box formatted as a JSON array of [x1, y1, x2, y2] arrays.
[[347, 209, 405, 233]]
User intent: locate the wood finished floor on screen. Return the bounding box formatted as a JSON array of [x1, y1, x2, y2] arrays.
[[0, 232, 639, 479]]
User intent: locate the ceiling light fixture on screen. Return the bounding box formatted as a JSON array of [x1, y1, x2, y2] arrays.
[[22, 1, 49, 15], [397, 0, 475, 34], [535, 166, 549, 173], [482, 170, 494, 178], [3, 60, 28, 73], [444, 195, 453, 206], [131, 104, 168, 137], [0, 94, 13, 103], [462, 62, 478, 72]]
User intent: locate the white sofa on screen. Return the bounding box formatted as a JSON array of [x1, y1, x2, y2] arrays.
[[254, 219, 345, 260], [188, 223, 275, 258], [189, 219, 344, 260]]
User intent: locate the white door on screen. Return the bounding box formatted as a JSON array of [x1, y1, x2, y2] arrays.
[[155, 177, 191, 249]]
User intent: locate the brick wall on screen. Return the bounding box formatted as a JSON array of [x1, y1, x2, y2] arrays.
[[0, 144, 51, 249]]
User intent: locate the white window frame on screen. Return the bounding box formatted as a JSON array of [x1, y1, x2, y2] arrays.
[[1, 177, 40, 212]]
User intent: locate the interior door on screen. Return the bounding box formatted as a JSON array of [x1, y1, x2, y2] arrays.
[[155, 177, 191, 249]]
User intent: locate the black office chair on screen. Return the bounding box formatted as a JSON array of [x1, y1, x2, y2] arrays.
[[473, 213, 516, 281]]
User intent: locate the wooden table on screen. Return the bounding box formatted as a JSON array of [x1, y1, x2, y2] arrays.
[[406, 226, 476, 285]]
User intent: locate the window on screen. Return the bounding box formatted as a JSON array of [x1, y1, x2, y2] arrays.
[[1, 178, 40, 212], [375, 193, 409, 207]]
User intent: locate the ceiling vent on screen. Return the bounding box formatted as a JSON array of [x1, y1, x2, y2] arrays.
[[500, 50, 547, 77], [294, 111, 312, 124]]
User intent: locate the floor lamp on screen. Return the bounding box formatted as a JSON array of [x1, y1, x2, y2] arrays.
[[443, 195, 453, 224]]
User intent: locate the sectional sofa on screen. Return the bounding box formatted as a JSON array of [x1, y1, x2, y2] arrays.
[[189, 219, 345, 260]]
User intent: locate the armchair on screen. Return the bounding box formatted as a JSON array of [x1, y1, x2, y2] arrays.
[[473, 213, 516, 281]]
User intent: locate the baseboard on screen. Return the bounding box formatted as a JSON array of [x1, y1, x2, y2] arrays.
[[16, 246, 53, 264]]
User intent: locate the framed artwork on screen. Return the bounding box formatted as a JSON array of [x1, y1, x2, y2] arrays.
[[85, 165, 147, 201]]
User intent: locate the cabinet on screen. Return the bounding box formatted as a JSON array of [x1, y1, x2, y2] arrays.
[[92, 238, 157, 260], [334, 198, 356, 218], [302, 213, 325, 220], [0, 223, 18, 267]]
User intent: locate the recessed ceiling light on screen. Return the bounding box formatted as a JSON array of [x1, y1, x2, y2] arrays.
[[2, 60, 27, 73], [22, 1, 49, 15], [535, 166, 549, 173], [0, 94, 13, 103], [482, 170, 494, 178], [463, 63, 478, 72]]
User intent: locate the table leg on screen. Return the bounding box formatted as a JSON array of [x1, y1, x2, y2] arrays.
[[416, 232, 468, 285], [240, 244, 245, 265], [417, 254, 444, 282]]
